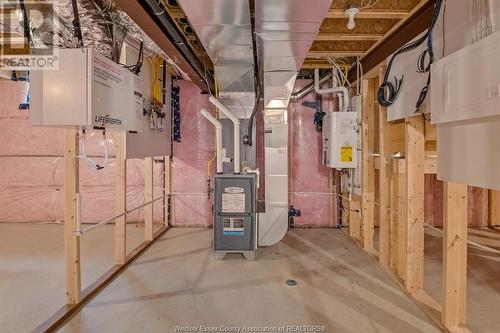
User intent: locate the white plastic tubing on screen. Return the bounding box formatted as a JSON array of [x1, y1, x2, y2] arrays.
[[208, 96, 241, 174], [77, 129, 108, 170], [314, 68, 350, 112], [200, 108, 223, 174]]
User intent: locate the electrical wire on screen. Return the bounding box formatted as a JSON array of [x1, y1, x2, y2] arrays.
[[377, 0, 443, 111], [359, 0, 380, 9], [121, 41, 144, 75], [71, 0, 84, 47], [18, 0, 31, 46]]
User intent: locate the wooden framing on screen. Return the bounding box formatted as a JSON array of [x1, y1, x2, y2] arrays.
[[308, 51, 365, 58], [40, 132, 171, 331], [115, 132, 127, 265], [489, 190, 500, 227], [35, 227, 168, 333], [64, 128, 81, 304], [144, 157, 154, 241], [375, 156, 437, 175], [392, 158, 407, 280], [442, 182, 468, 331], [315, 33, 384, 42], [378, 67, 391, 267], [349, 196, 362, 240], [405, 115, 425, 294], [327, 8, 409, 19], [361, 79, 375, 251]]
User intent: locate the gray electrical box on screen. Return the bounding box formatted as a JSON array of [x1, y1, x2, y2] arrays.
[[213, 174, 257, 260]]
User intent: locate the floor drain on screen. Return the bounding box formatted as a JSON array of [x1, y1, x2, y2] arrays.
[[285, 279, 298, 286]]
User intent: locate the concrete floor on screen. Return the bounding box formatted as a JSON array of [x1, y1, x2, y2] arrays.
[[423, 227, 500, 333], [54, 228, 441, 333], [3, 224, 499, 333], [0, 223, 145, 332]]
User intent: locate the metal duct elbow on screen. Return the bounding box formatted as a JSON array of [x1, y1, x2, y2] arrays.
[[208, 96, 241, 174], [200, 109, 223, 174], [314, 68, 350, 112]]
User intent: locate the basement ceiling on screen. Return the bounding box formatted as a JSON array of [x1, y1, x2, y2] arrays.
[[304, 0, 425, 68], [163, 0, 426, 72]]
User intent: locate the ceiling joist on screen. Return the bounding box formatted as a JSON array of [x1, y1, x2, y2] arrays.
[[327, 8, 410, 19], [308, 51, 365, 58], [316, 33, 384, 41]]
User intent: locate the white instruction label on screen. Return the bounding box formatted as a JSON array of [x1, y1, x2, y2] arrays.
[[222, 193, 245, 213]]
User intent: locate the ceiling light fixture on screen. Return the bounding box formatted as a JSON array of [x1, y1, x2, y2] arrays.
[[345, 6, 360, 30]]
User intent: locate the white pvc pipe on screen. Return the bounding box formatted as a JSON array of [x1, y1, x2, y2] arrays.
[[208, 96, 241, 174], [200, 108, 223, 174], [314, 68, 350, 112]]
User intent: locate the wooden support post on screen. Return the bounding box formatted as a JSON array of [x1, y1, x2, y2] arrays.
[[144, 157, 154, 241], [349, 197, 362, 240], [361, 79, 375, 251], [64, 128, 81, 304], [442, 182, 468, 330], [114, 132, 127, 264], [489, 190, 500, 227], [378, 67, 391, 266], [405, 115, 425, 294], [392, 158, 407, 280]]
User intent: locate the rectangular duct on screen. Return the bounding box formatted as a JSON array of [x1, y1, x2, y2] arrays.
[[177, 0, 256, 116], [255, 0, 332, 246]]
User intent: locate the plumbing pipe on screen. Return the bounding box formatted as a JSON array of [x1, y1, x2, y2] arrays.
[[314, 68, 350, 112], [200, 108, 223, 174], [243, 166, 260, 189], [290, 72, 332, 101], [208, 96, 241, 174], [77, 129, 108, 170]]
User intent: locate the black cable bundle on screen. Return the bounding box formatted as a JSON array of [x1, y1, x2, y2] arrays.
[[377, 0, 443, 111], [71, 0, 84, 47]]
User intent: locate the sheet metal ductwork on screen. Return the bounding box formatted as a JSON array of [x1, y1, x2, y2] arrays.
[[255, 0, 332, 246], [177, 0, 256, 120], [179, 0, 331, 246]]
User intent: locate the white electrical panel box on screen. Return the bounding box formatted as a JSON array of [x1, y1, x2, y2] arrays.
[[31, 48, 143, 131], [322, 112, 358, 169], [431, 29, 500, 125]]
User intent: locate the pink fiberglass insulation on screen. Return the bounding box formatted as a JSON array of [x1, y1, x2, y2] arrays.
[[1, 80, 489, 227], [424, 175, 488, 226], [288, 80, 337, 227], [0, 81, 164, 223], [171, 80, 214, 227]]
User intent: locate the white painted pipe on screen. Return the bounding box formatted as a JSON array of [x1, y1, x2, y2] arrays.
[[208, 96, 241, 174], [200, 108, 223, 174], [314, 68, 350, 112], [243, 166, 260, 189]]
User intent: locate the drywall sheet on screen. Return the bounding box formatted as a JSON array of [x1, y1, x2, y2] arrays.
[[431, 0, 500, 190], [386, 32, 430, 121], [0, 81, 164, 223]]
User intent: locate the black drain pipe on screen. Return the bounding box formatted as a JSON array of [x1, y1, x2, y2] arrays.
[[140, 0, 215, 93]]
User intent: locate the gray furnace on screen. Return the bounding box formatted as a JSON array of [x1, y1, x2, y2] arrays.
[[213, 174, 257, 260]]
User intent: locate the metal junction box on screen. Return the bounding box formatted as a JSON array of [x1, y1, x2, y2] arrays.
[[30, 48, 143, 131], [322, 112, 358, 169], [213, 174, 257, 260]]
